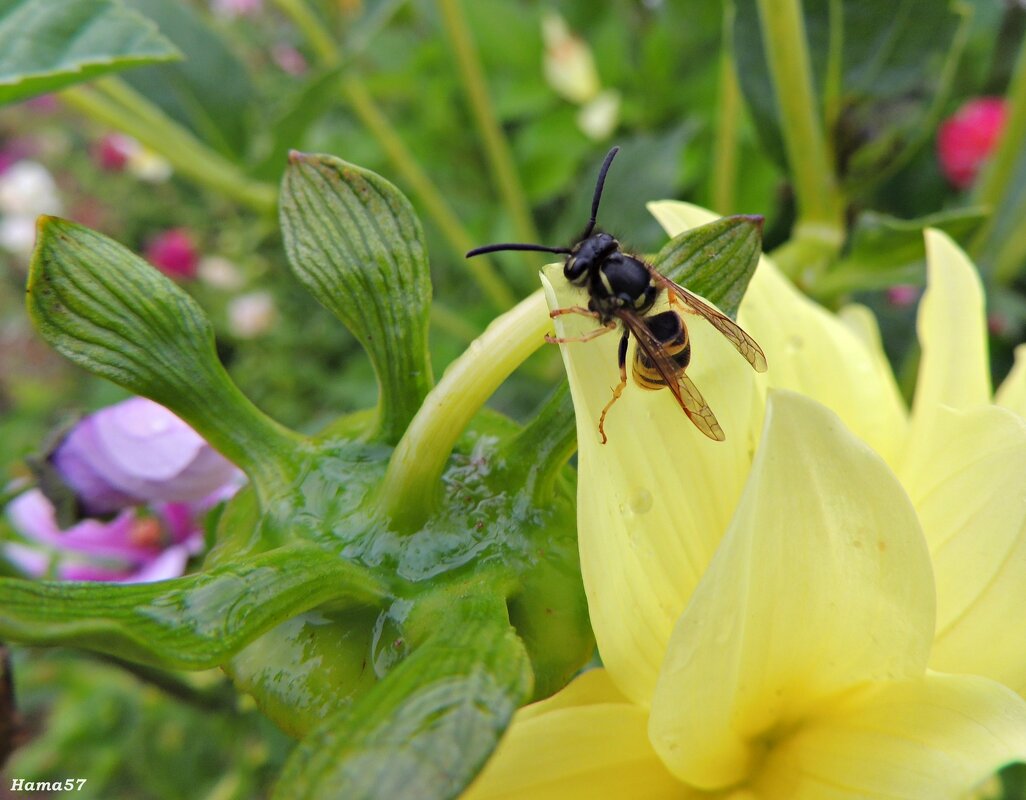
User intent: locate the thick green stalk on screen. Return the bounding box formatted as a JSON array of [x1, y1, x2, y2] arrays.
[[710, 1, 740, 213], [60, 82, 277, 214], [755, 0, 845, 278], [381, 290, 550, 530], [436, 0, 540, 248]]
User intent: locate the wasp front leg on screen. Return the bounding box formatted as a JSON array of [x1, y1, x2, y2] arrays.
[[545, 321, 616, 344], [597, 331, 629, 444]]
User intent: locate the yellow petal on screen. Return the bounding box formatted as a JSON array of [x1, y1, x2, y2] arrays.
[[754, 673, 1026, 799], [542, 266, 763, 707], [995, 343, 1026, 420], [900, 403, 1026, 695], [648, 391, 933, 790], [648, 201, 908, 468], [464, 674, 686, 800], [517, 668, 629, 723], [905, 229, 991, 472]]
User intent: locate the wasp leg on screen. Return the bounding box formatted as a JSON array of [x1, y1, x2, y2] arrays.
[[597, 331, 630, 445], [545, 322, 616, 344], [549, 306, 600, 319]]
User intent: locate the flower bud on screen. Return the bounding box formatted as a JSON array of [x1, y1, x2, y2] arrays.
[[937, 97, 1007, 189]]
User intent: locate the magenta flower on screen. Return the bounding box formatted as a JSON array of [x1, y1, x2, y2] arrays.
[[937, 97, 1008, 189], [5, 490, 208, 583], [51, 397, 241, 516], [93, 133, 133, 172], [144, 228, 199, 280]]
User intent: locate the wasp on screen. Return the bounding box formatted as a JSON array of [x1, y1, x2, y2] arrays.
[[467, 146, 767, 443]]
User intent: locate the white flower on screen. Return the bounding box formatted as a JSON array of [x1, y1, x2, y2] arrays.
[[228, 291, 277, 338]]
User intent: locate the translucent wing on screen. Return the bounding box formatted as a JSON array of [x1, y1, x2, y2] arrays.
[[620, 309, 726, 442], [647, 268, 768, 373]]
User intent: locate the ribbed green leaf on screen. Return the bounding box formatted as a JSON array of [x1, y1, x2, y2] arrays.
[[0, 545, 389, 670], [275, 593, 532, 800], [280, 153, 433, 445], [652, 214, 764, 319], [0, 0, 180, 105], [27, 217, 303, 493]]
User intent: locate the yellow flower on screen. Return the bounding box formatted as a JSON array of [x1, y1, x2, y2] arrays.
[[464, 204, 1026, 798]]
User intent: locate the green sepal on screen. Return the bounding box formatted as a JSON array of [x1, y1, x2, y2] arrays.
[[0, 544, 389, 670], [274, 591, 532, 800], [27, 217, 304, 496], [652, 214, 764, 319], [0, 0, 180, 106], [279, 152, 434, 445]]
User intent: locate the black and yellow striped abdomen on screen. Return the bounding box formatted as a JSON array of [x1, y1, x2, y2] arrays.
[[632, 310, 691, 390]]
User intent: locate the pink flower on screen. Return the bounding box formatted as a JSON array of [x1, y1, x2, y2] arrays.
[[211, 0, 263, 18], [93, 133, 134, 171], [144, 228, 199, 280], [4, 490, 208, 583], [271, 43, 308, 76], [50, 397, 241, 516], [937, 97, 1008, 189]]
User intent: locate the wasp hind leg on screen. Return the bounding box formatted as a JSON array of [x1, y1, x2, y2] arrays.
[[597, 331, 630, 445]]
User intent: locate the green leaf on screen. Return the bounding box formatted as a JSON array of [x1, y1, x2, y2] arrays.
[[27, 217, 302, 493], [119, 0, 255, 157], [652, 214, 765, 319], [280, 153, 434, 445], [0, 0, 180, 105], [815, 206, 987, 297], [0, 545, 389, 670], [250, 66, 347, 181], [274, 593, 532, 800]]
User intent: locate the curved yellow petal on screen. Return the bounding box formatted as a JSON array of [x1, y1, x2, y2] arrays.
[[904, 229, 991, 476], [648, 391, 934, 790], [517, 668, 629, 722], [542, 266, 763, 706], [996, 343, 1026, 420], [754, 673, 1026, 799], [899, 403, 1026, 695], [464, 695, 686, 800], [648, 201, 908, 468]]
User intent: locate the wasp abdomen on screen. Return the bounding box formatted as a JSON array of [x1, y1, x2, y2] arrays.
[[633, 310, 690, 390]]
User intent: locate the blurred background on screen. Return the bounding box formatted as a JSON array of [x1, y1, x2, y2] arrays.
[[1, 0, 1025, 796]]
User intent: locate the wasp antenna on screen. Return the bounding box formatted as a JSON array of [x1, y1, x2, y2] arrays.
[[582, 146, 620, 238], [465, 243, 572, 258]]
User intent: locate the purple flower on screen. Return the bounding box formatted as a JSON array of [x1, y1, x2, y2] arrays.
[[51, 397, 240, 516], [4, 490, 208, 583]]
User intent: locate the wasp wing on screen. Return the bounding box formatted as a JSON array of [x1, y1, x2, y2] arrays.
[[646, 267, 767, 373], [620, 309, 726, 442]]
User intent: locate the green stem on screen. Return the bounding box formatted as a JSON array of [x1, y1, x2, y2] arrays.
[[710, 0, 740, 213], [60, 82, 277, 214], [973, 34, 1026, 214], [501, 381, 577, 505], [381, 290, 549, 530], [271, 0, 517, 309], [340, 76, 517, 309], [755, 0, 845, 278], [973, 35, 1026, 285], [436, 0, 540, 248]]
